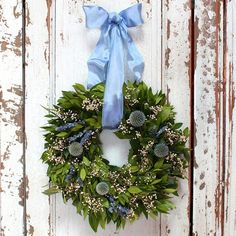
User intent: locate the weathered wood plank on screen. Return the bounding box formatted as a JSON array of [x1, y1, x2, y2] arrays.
[[193, 1, 225, 235], [0, 0, 25, 235], [224, 1, 236, 235], [47, 0, 192, 235], [52, 1, 162, 235], [24, 0, 52, 235], [160, 1, 192, 235]]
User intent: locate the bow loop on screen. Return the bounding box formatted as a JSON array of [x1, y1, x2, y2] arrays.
[[119, 3, 143, 27], [83, 5, 108, 29], [83, 4, 144, 129]]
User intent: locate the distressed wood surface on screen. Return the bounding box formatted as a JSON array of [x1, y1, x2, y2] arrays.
[[193, 0, 236, 236], [0, 0, 25, 235], [1, 0, 236, 235], [160, 1, 191, 235], [224, 1, 236, 235], [193, 1, 225, 235], [24, 0, 51, 235]]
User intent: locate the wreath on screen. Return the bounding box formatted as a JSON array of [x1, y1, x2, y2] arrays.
[[41, 81, 189, 232]]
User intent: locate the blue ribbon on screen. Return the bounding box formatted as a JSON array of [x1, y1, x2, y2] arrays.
[[83, 4, 144, 129]]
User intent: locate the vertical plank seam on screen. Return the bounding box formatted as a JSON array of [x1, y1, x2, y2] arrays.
[[189, 0, 195, 235], [221, 0, 227, 235], [49, 1, 57, 235], [159, 1, 163, 234], [22, 1, 27, 235]]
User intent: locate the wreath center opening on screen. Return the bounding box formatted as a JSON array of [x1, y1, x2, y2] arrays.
[[100, 129, 131, 167]]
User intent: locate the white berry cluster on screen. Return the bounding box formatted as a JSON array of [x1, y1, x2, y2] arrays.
[[56, 108, 79, 122], [82, 193, 104, 213], [166, 152, 185, 175], [138, 141, 154, 158], [125, 87, 139, 106], [82, 96, 102, 112], [142, 194, 158, 213], [165, 128, 187, 145], [147, 104, 162, 119]]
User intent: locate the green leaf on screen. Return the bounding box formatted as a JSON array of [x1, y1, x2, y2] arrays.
[[128, 186, 142, 194], [99, 212, 107, 229], [80, 168, 87, 181], [154, 158, 164, 169], [164, 188, 177, 193], [56, 132, 68, 137], [83, 156, 91, 166], [91, 83, 105, 93], [101, 199, 109, 208], [183, 127, 190, 137], [172, 123, 183, 129], [130, 166, 139, 173], [151, 179, 162, 185], [118, 195, 126, 205], [89, 214, 99, 232], [71, 124, 83, 132], [85, 118, 101, 128], [156, 204, 170, 213], [159, 106, 171, 122], [43, 186, 60, 195], [73, 83, 86, 93]]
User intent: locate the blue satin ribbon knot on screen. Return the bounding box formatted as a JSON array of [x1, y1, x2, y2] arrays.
[[83, 4, 144, 129]]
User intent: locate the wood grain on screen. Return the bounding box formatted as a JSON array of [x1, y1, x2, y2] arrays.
[[1, 0, 236, 235], [0, 0, 25, 235], [160, 1, 191, 235], [223, 1, 236, 235], [24, 0, 52, 235], [193, 1, 225, 235]]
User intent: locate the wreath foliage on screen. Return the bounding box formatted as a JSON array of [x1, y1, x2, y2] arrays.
[[41, 81, 189, 232]]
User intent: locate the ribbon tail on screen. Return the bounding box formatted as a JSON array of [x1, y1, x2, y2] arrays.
[[87, 29, 110, 89], [123, 31, 144, 83], [102, 26, 124, 129]]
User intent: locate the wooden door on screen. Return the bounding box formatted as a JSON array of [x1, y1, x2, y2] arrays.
[[0, 0, 235, 235]]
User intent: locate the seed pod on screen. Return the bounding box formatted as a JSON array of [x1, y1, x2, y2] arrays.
[[129, 110, 146, 127], [68, 142, 83, 157], [154, 143, 169, 157], [96, 182, 109, 195]]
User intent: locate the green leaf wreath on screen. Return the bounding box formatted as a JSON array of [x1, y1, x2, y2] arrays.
[[41, 81, 189, 232]]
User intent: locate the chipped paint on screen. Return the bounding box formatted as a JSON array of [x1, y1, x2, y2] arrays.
[[45, 0, 52, 70], [0, 30, 23, 56], [46, 0, 52, 35], [28, 225, 34, 236], [60, 32, 64, 42], [13, 0, 21, 19], [25, 2, 32, 26], [167, 19, 171, 40], [165, 47, 171, 69], [1, 85, 23, 143], [18, 176, 29, 206], [199, 182, 206, 190]]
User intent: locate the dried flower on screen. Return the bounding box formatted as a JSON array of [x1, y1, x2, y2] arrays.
[[68, 142, 83, 157], [154, 143, 169, 157], [96, 182, 109, 195], [68, 132, 84, 143], [56, 122, 77, 131], [129, 110, 146, 127]]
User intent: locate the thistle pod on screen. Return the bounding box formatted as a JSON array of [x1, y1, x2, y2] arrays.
[[129, 110, 146, 127], [154, 143, 169, 157], [148, 126, 158, 137], [96, 182, 109, 195], [68, 142, 83, 157]]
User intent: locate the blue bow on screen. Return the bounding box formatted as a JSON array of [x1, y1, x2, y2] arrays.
[[83, 4, 144, 129]]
